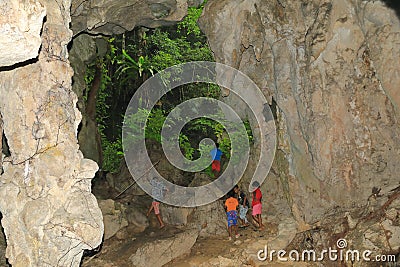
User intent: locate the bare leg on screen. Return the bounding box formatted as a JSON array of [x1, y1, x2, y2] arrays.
[[252, 215, 260, 227], [228, 226, 232, 239], [257, 214, 264, 229], [146, 204, 154, 217], [156, 214, 165, 228]]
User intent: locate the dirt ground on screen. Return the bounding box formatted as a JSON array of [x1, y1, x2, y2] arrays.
[[80, 218, 298, 267]]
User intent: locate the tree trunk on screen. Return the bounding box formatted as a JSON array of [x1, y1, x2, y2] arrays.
[[86, 64, 102, 120], [85, 64, 104, 168]]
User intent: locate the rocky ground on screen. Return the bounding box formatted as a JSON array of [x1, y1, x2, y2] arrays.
[[80, 168, 304, 267], [78, 152, 400, 267], [80, 211, 305, 267], [80, 198, 400, 267]]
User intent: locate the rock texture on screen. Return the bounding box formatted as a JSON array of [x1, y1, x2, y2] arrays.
[[285, 188, 400, 267], [69, 34, 103, 164], [98, 199, 128, 240], [199, 0, 400, 222], [198, 0, 400, 263], [187, 173, 228, 236], [0, 0, 46, 67], [125, 203, 149, 233], [129, 229, 199, 267], [1, 0, 400, 265], [0, 0, 103, 266], [70, 0, 196, 35]]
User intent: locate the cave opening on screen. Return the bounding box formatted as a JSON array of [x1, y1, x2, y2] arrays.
[[1, 0, 400, 266], [1, 133, 10, 160], [73, 20, 224, 184], [0, 213, 10, 267], [1, 0, 400, 265], [0, 115, 10, 266], [381, 0, 400, 18], [69, 4, 258, 265]]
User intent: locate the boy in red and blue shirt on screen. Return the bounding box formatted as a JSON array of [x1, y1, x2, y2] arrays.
[[210, 143, 223, 177]]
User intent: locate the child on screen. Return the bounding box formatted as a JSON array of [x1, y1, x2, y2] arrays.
[[233, 185, 250, 227], [146, 177, 168, 229], [225, 189, 239, 240], [251, 181, 264, 229], [210, 143, 223, 177]]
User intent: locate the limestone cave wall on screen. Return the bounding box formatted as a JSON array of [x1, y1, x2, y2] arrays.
[[0, 0, 197, 266], [0, 0, 104, 266], [199, 0, 400, 224]]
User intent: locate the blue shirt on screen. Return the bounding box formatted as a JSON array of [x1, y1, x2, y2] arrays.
[[150, 178, 166, 201], [210, 148, 223, 161]]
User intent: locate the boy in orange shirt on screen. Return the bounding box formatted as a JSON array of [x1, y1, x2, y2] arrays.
[[225, 190, 239, 240]]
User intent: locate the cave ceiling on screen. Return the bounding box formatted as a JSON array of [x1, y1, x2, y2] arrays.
[[70, 0, 202, 35]]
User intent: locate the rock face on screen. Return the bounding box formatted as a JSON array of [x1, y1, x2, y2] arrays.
[[129, 229, 199, 267], [69, 34, 102, 164], [71, 0, 194, 35], [0, 0, 46, 67], [98, 199, 129, 240], [0, 0, 200, 263], [187, 173, 228, 236], [0, 0, 104, 266], [284, 188, 400, 267], [199, 0, 400, 224]]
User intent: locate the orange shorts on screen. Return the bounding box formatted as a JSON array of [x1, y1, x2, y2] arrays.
[[212, 160, 221, 172]]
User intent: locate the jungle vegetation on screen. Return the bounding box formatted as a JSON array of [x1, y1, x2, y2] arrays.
[[84, 2, 253, 174]]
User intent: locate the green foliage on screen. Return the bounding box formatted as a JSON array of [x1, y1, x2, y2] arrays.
[[102, 139, 123, 173], [123, 108, 149, 147], [177, 0, 210, 39], [107, 37, 118, 64], [94, 59, 124, 173], [146, 109, 166, 142], [89, 2, 255, 174], [144, 28, 214, 72], [124, 108, 194, 160], [83, 67, 95, 100], [244, 120, 254, 144], [178, 5, 204, 37], [117, 50, 154, 77], [96, 63, 112, 128], [179, 134, 195, 160], [123, 109, 254, 168]]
